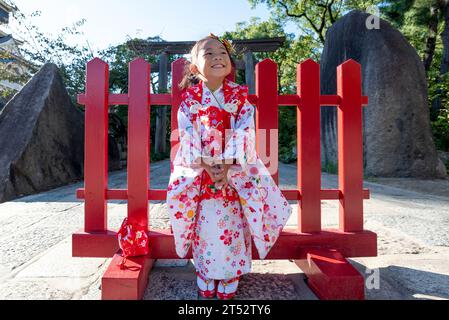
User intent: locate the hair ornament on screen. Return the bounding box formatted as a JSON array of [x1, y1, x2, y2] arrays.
[[208, 33, 234, 54]]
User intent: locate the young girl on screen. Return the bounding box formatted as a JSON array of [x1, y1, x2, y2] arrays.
[[167, 34, 292, 300]]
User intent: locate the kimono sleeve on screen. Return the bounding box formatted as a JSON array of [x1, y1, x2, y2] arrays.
[[173, 101, 202, 169], [222, 99, 257, 171]]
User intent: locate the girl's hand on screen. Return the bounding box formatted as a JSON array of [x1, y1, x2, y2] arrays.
[[215, 178, 228, 190], [201, 162, 225, 183], [213, 164, 232, 189], [199, 159, 233, 189], [210, 164, 225, 181]]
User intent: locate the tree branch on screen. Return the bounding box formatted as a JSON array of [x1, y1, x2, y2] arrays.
[[327, 0, 337, 24], [317, 1, 330, 36], [278, 0, 305, 19]]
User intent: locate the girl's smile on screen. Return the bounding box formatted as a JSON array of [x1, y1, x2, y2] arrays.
[[190, 38, 232, 91]]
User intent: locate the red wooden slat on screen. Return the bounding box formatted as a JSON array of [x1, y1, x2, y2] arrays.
[[78, 189, 127, 200], [78, 93, 128, 105], [127, 58, 150, 229], [108, 189, 128, 199], [324, 189, 370, 200], [278, 95, 369, 107], [84, 58, 109, 232], [277, 95, 369, 107], [108, 94, 128, 105], [102, 253, 154, 300], [319, 95, 369, 106], [78, 93, 171, 106], [112, 94, 129, 105], [148, 189, 167, 200], [72, 228, 377, 259], [282, 190, 300, 200], [278, 95, 300, 106], [337, 60, 364, 232], [151, 94, 171, 105], [320, 95, 341, 106], [362, 96, 368, 105], [297, 59, 321, 233], [247, 94, 257, 105], [255, 59, 279, 184], [295, 249, 365, 299], [76, 188, 370, 201], [78, 93, 367, 108]]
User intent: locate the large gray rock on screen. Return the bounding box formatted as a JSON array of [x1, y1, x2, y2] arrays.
[[320, 10, 447, 178], [0, 63, 120, 203]]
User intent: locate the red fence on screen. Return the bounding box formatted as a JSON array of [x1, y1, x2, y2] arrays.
[[73, 57, 377, 300]]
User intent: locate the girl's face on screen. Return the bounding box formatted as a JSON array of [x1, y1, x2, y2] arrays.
[[190, 38, 232, 84]]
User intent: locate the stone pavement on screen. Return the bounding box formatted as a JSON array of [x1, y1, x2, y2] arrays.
[[0, 159, 448, 300]]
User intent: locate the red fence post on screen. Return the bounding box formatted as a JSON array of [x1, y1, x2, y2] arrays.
[[337, 59, 364, 232], [255, 59, 279, 184], [84, 58, 109, 232], [297, 59, 321, 233], [127, 58, 150, 229]]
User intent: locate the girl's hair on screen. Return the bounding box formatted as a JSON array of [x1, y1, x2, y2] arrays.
[[178, 35, 236, 90]]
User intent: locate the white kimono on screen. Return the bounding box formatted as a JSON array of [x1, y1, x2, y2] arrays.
[[167, 79, 292, 279]]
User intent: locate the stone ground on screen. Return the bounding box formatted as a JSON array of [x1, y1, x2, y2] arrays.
[[0, 159, 448, 300]]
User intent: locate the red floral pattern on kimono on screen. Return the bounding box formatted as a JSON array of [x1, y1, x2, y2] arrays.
[[167, 78, 292, 279]]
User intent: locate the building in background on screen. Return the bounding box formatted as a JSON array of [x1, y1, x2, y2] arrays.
[[0, 0, 34, 95], [0, 0, 12, 24]]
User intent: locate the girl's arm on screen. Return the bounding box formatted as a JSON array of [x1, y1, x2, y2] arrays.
[[176, 102, 229, 183], [174, 102, 202, 168], [222, 99, 257, 171]]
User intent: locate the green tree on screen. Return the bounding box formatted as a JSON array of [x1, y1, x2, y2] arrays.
[[4, 2, 175, 161], [7, 4, 94, 104], [100, 37, 179, 161], [223, 17, 315, 162], [248, 0, 382, 45], [250, 0, 449, 153]]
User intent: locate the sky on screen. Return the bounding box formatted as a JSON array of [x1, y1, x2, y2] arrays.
[[9, 0, 296, 52]]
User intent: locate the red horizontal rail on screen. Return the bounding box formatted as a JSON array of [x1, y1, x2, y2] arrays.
[[77, 93, 368, 107], [76, 188, 167, 200], [277, 95, 368, 106], [76, 188, 370, 200], [77, 93, 172, 106], [72, 228, 377, 259]]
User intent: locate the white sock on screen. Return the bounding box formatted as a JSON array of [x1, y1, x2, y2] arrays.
[[197, 275, 215, 291], [218, 279, 239, 293]]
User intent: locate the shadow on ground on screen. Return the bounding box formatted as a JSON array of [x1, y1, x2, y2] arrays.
[[350, 260, 449, 300]]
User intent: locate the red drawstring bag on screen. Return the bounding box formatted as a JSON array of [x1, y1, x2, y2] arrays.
[[117, 217, 149, 269]]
